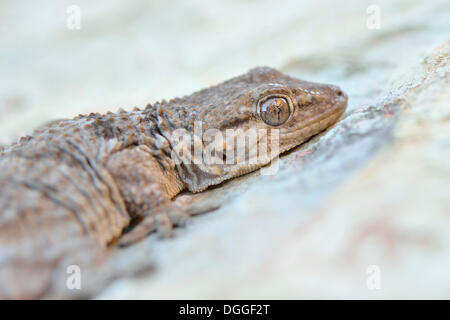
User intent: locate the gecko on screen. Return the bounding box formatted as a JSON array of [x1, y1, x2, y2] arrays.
[[0, 67, 347, 298]]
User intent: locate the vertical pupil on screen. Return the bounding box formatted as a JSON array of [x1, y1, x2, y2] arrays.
[[260, 97, 289, 125]]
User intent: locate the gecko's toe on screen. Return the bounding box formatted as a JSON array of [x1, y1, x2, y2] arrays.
[[155, 207, 190, 238], [155, 213, 174, 239], [168, 209, 191, 227], [118, 216, 157, 246], [119, 207, 191, 245]]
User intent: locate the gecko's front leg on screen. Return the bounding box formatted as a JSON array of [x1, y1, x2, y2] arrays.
[[105, 144, 187, 245]]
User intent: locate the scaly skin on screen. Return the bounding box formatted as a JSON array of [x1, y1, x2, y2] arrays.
[[0, 67, 347, 298]]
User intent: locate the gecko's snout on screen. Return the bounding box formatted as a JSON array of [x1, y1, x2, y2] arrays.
[[330, 85, 347, 101], [329, 85, 348, 114]]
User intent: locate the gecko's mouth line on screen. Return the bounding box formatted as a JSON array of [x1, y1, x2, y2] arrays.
[[279, 96, 348, 156], [294, 98, 347, 131]]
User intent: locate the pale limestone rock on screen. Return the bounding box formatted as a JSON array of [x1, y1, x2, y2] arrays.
[[0, 0, 449, 299]]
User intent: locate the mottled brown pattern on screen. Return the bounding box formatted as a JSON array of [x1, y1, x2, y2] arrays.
[[0, 67, 347, 298]]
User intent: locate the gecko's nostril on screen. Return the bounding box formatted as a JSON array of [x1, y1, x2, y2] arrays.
[[331, 86, 344, 97], [333, 86, 347, 102], [328, 85, 345, 98]]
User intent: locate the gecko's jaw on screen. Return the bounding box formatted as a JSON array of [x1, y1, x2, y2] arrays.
[[278, 86, 348, 155]]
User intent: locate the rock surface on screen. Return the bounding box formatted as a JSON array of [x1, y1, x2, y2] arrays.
[[1, 0, 449, 298]]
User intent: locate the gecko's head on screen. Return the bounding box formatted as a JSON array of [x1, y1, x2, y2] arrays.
[[158, 66, 347, 192], [238, 66, 348, 153]]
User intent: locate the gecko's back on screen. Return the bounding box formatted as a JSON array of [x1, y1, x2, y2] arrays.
[[0, 107, 174, 298], [0, 116, 130, 298]]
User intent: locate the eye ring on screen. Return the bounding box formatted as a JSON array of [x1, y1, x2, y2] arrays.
[[257, 94, 294, 127]]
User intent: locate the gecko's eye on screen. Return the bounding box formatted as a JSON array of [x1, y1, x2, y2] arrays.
[[259, 97, 291, 126]]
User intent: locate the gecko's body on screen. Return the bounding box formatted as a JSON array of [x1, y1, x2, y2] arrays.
[[0, 67, 347, 298]]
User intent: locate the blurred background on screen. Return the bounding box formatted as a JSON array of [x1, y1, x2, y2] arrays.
[[1, 0, 449, 299], [0, 0, 446, 142]]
